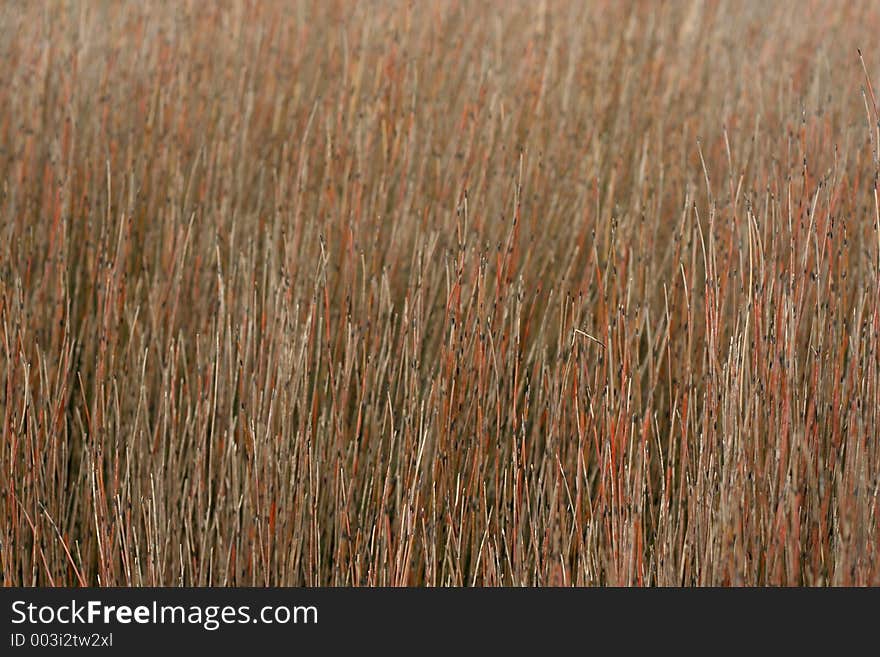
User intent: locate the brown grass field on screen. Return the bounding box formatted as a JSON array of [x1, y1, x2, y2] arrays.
[[2, 0, 880, 586]]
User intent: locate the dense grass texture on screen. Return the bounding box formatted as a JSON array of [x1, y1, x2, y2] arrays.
[[2, 0, 880, 586]]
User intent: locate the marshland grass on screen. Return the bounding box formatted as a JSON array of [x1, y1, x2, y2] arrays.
[[2, 0, 880, 586]]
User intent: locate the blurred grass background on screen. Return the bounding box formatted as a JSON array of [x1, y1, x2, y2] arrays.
[[1, 0, 880, 585]]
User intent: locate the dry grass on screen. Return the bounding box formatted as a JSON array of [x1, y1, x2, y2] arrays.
[[2, 0, 880, 586]]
